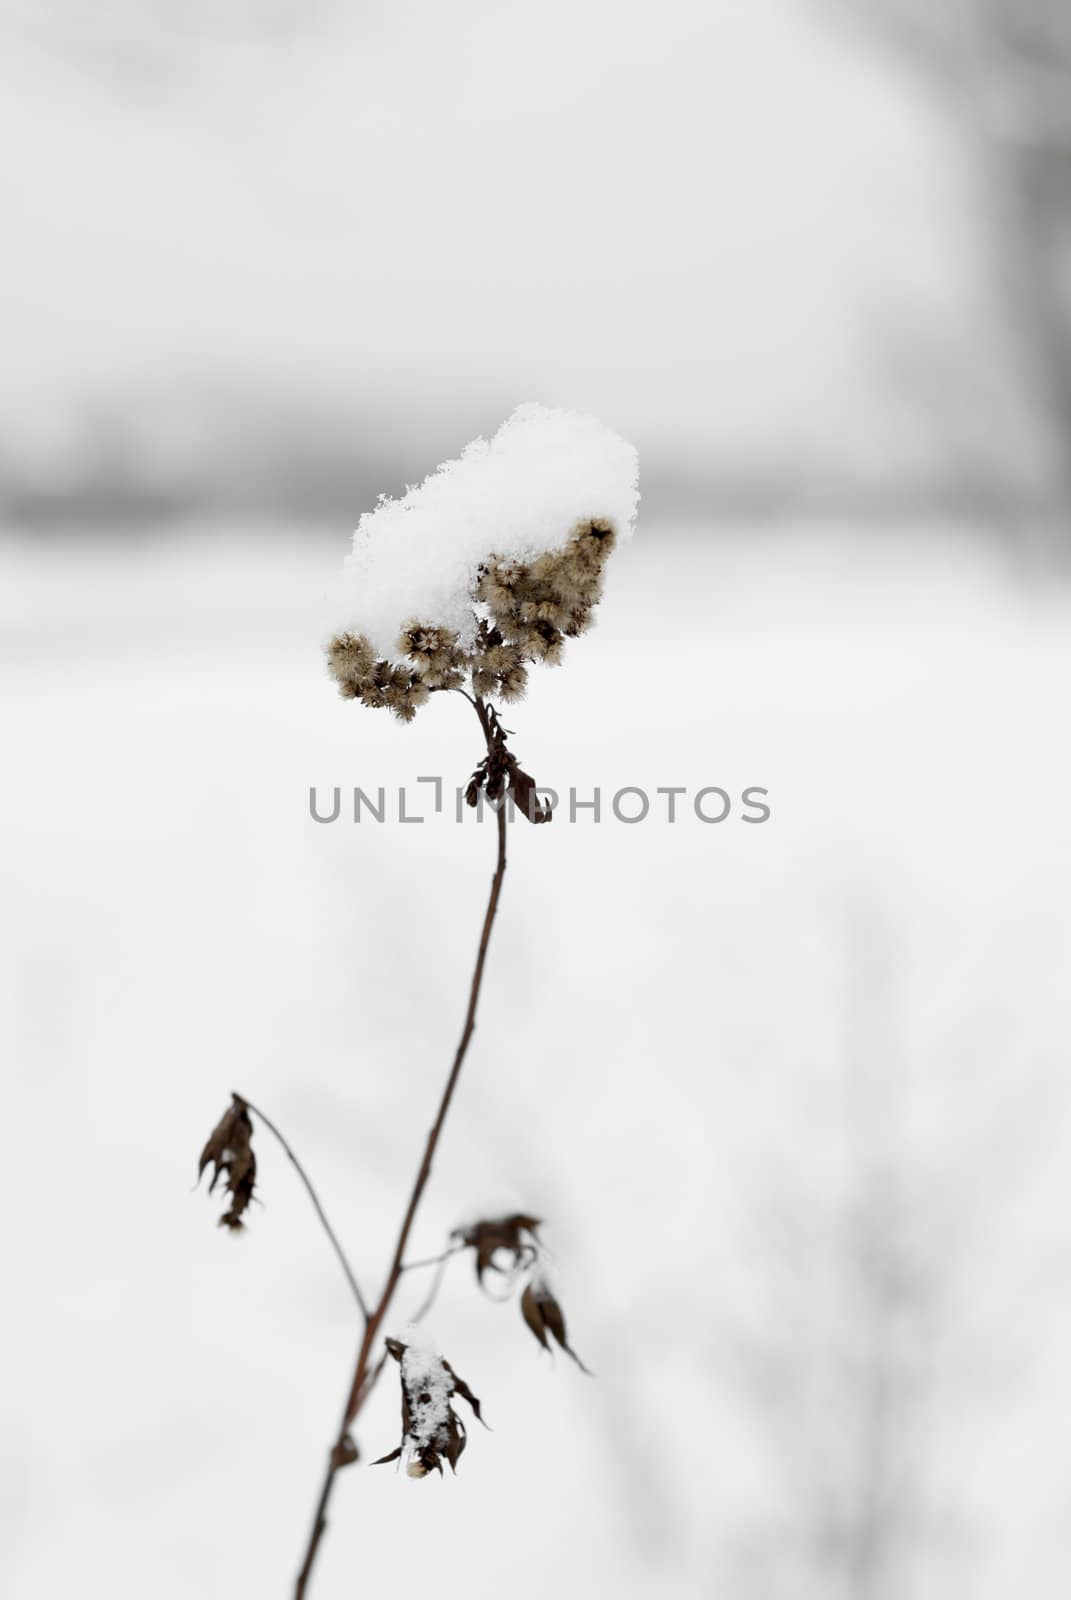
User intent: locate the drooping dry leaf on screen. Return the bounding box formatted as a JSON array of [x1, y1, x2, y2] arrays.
[[456, 1214, 542, 1287], [520, 1279, 592, 1375], [464, 706, 552, 824], [374, 1336, 486, 1478], [197, 1094, 257, 1230]]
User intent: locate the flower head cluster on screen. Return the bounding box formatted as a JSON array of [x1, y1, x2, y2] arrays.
[[325, 406, 638, 719], [328, 520, 617, 719], [374, 1333, 485, 1478]]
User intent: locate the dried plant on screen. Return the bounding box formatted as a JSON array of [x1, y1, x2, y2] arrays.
[[373, 1335, 486, 1478], [519, 1275, 593, 1374], [325, 520, 617, 724], [198, 1093, 256, 1230], [454, 1213, 543, 1286], [195, 406, 637, 1596]]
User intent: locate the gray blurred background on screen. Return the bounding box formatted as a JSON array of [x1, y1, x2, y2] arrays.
[[6, 3, 1071, 1598]]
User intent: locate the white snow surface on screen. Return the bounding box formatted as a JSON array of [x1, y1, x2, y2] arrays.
[[329, 404, 639, 659], [12, 521, 1071, 1598], [396, 1322, 441, 1373]]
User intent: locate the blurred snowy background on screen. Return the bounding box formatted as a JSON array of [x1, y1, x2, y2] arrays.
[[6, 2, 1071, 1597]]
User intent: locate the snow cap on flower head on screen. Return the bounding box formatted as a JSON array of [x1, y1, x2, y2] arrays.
[[326, 404, 639, 720]]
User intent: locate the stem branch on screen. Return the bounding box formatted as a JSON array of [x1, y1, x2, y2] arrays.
[[242, 1096, 369, 1322], [407, 1243, 464, 1324], [293, 696, 509, 1599]]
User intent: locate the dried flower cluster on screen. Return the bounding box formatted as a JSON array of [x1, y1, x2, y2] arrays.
[[326, 520, 616, 721], [454, 1213, 590, 1373], [374, 1336, 485, 1478], [198, 1094, 257, 1230]]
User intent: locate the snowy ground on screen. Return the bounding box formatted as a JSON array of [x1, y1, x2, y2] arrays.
[[6, 519, 1071, 1598]]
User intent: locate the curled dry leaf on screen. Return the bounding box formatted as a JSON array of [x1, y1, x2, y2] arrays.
[[373, 1335, 486, 1478], [198, 1094, 257, 1231], [520, 1277, 593, 1375], [465, 704, 552, 825], [455, 1213, 542, 1288]]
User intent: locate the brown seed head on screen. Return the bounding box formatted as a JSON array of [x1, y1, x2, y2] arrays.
[[325, 521, 621, 720]]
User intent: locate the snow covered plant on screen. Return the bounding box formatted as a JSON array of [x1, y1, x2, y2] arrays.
[[196, 404, 638, 1598], [373, 1332, 485, 1479], [327, 402, 636, 713]]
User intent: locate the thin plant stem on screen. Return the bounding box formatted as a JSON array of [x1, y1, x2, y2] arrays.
[[241, 1095, 369, 1322], [293, 696, 509, 1599], [407, 1243, 464, 1325], [400, 1242, 465, 1273]]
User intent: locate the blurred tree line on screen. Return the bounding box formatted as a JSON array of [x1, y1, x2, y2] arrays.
[[5, 0, 1071, 537], [842, 0, 1071, 524]]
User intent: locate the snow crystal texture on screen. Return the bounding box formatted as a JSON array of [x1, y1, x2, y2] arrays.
[[331, 404, 639, 659]]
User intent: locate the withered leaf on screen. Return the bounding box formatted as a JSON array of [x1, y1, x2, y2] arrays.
[[466, 706, 551, 824], [509, 765, 553, 824], [198, 1093, 257, 1230], [443, 1361, 486, 1427], [520, 1280, 592, 1375], [520, 1280, 552, 1351], [374, 1337, 486, 1478], [456, 1213, 542, 1287]]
